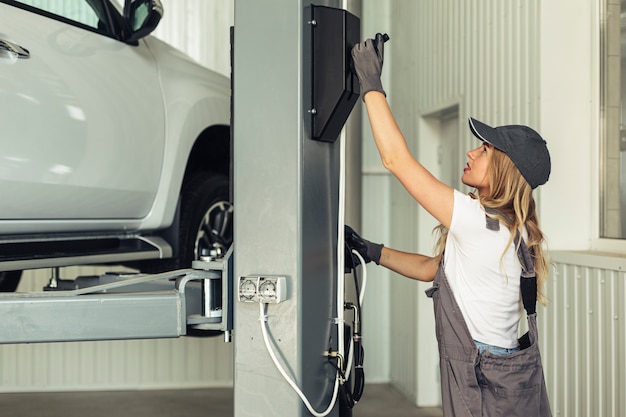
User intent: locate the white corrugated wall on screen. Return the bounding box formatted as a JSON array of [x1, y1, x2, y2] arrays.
[[0, 0, 234, 393], [542, 254, 626, 417]]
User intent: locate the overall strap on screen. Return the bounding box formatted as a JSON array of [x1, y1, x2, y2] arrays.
[[484, 209, 537, 315]]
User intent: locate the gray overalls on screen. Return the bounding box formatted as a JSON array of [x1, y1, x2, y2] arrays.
[[426, 214, 552, 416]]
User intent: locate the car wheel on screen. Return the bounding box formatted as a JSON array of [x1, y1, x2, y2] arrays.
[[0, 271, 23, 292], [178, 173, 233, 338], [178, 173, 233, 266]]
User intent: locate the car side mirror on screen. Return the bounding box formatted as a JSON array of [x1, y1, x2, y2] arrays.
[[124, 0, 163, 43]]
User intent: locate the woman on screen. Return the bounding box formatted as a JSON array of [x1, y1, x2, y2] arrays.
[[348, 35, 552, 416]]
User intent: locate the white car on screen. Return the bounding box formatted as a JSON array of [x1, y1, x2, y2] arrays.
[[0, 0, 233, 291]]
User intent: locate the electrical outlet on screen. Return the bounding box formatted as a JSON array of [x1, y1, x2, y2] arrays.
[[238, 277, 258, 302], [238, 276, 287, 303]]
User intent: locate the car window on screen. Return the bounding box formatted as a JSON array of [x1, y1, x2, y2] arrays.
[[9, 0, 113, 35]]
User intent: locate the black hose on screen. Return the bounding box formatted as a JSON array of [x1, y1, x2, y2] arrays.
[[352, 338, 365, 402], [338, 247, 367, 409]]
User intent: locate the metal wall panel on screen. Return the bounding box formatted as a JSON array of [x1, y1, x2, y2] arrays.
[[401, 0, 540, 127], [541, 254, 626, 417]]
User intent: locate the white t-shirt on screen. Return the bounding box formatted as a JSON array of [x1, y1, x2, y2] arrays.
[[444, 190, 524, 349]]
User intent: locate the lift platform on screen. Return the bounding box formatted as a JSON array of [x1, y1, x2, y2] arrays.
[[0, 247, 233, 344]]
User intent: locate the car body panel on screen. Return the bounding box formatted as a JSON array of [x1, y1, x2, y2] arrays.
[[138, 36, 230, 231], [0, 1, 231, 239], [0, 3, 164, 226]]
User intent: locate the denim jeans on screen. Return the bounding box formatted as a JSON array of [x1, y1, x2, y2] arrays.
[[474, 340, 520, 356]]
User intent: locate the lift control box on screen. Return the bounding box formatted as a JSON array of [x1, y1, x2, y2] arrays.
[[304, 5, 360, 142]]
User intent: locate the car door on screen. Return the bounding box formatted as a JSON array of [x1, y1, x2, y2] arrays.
[[0, 0, 165, 229]]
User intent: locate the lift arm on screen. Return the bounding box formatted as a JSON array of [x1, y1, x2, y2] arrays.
[[0, 248, 233, 344]]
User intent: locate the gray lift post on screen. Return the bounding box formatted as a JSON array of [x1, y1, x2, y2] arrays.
[[233, 1, 360, 416]]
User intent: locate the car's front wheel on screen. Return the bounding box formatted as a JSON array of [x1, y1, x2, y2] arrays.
[[177, 173, 232, 337], [178, 173, 233, 266]]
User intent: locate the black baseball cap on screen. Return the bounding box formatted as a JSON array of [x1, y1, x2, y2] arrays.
[[468, 117, 551, 189]]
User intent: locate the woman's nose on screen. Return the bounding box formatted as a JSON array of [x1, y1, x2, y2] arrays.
[[467, 146, 482, 159]]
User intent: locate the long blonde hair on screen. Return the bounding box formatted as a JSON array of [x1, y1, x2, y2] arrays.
[[434, 147, 548, 305]]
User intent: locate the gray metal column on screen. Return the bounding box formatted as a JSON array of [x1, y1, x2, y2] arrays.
[[233, 1, 351, 415]]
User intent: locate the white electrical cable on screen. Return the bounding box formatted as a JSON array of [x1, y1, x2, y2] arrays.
[[351, 249, 367, 306], [259, 303, 339, 417], [337, 117, 347, 362]]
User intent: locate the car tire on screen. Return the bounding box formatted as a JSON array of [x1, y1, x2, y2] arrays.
[[178, 173, 233, 267], [178, 173, 232, 338], [0, 271, 23, 292]]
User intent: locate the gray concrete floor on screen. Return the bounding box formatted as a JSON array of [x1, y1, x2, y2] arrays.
[[1, 384, 442, 417]]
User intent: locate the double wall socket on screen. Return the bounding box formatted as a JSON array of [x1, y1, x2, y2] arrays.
[[238, 276, 287, 303]]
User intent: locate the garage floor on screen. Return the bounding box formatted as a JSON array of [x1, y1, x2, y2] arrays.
[[1, 384, 442, 417]]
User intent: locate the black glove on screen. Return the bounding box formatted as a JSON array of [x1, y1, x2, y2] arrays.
[[351, 33, 388, 100], [345, 225, 383, 266]]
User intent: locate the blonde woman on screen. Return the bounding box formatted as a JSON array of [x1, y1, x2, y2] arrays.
[[347, 35, 552, 416]]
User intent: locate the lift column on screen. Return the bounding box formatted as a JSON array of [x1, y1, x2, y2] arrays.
[[233, 1, 360, 416]]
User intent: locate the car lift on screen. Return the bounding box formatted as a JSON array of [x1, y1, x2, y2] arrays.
[[0, 2, 362, 416], [0, 247, 233, 344]]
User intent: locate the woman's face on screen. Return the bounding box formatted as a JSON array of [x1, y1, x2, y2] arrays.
[[462, 143, 492, 195]]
